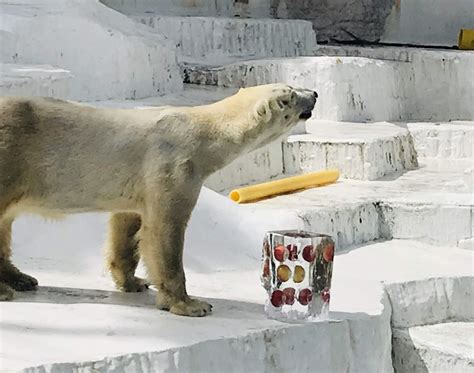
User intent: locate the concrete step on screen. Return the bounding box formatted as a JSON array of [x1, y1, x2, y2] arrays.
[[285, 120, 418, 180], [0, 63, 73, 97], [315, 44, 466, 63], [206, 120, 419, 190], [134, 16, 316, 62], [0, 0, 182, 101], [212, 160, 472, 249], [183, 50, 473, 122], [408, 121, 474, 159], [386, 277, 473, 330], [204, 120, 474, 189], [392, 322, 474, 373], [253, 159, 473, 248], [4, 186, 473, 373]]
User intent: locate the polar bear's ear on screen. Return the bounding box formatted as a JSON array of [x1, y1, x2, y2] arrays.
[[254, 99, 272, 123]]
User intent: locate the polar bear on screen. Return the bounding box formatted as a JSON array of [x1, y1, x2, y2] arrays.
[[0, 84, 317, 316]]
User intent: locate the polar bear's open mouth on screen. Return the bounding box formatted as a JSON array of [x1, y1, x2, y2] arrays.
[[299, 110, 312, 120]]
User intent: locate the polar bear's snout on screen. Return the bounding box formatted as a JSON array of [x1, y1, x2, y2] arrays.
[[293, 87, 318, 120]]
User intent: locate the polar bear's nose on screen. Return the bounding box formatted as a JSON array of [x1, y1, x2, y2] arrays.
[[313, 91, 318, 99]]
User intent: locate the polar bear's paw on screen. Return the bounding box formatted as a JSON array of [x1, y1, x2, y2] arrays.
[[156, 292, 212, 317], [169, 298, 213, 317], [120, 276, 150, 293], [0, 265, 38, 292]]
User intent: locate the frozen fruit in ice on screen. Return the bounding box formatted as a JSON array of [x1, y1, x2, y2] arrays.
[[287, 244, 298, 260], [298, 288, 313, 305], [321, 287, 330, 303], [274, 245, 289, 262], [262, 258, 270, 277], [293, 265, 305, 283], [263, 240, 270, 256], [283, 288, 296, 305], [270, 290, 285, 307], [323, 243, 334, 262], [277, 264, 291, 282], [302, 245, 316, 262]]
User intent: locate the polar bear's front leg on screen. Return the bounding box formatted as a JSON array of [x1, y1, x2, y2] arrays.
[[140, 188, 212, 317], [0, 217, 38, 298]]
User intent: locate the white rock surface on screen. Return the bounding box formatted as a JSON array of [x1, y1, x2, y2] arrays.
[[209, 56, 405, 122], [206, 140, 285, 192], [135, 16, 316, 62], [408, 121, 474, 159], [0, 64, 73, 98], [255, 158, 473, 248], [392, 322, 474, 373], [0, 4, 471, 366], [284, 120, 418, 180], [0, 187, 383, 372], [386, 277, 474, 329], [186, 50, 474, 122], [458, 238, 474, 251], [3, 184, 472, 373], [381, 203, 473, 248], [0, 0, 182, 101]]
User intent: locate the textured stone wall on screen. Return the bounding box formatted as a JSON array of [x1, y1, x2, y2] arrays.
[[270, 0, 395, 43], [101, 0, 472, 46]]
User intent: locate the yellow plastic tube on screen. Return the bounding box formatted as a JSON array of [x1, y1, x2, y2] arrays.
[[458, 29, 474, 50], [229, 169, 340, 203]]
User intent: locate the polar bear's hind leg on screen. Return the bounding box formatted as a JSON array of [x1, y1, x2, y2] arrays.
[[105, 212, 149, 292]]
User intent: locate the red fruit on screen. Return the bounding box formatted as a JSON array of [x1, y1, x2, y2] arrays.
[[323, 243, 334, 262], [283, 288, 296, 305], [321, 288, 330, 303], [262, 258, 270, 277], [263, 240, 270, 256], [298, 288, 313, 305], [302, 245, 316, 262], [274, 245, 289, 262], [287, 244, 298, 260], [270, 290, 285, 307]]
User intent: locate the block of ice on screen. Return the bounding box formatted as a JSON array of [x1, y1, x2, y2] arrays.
[[261, 230, 335, 322]]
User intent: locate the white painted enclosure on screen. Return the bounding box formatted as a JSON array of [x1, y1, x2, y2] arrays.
[[0, 1, 472, 372]]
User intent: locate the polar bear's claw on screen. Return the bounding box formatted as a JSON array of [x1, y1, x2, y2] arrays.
[[157, 295, 213, 317]]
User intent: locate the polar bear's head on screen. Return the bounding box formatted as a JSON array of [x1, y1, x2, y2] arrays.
[[234, 83, 318, 149]]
